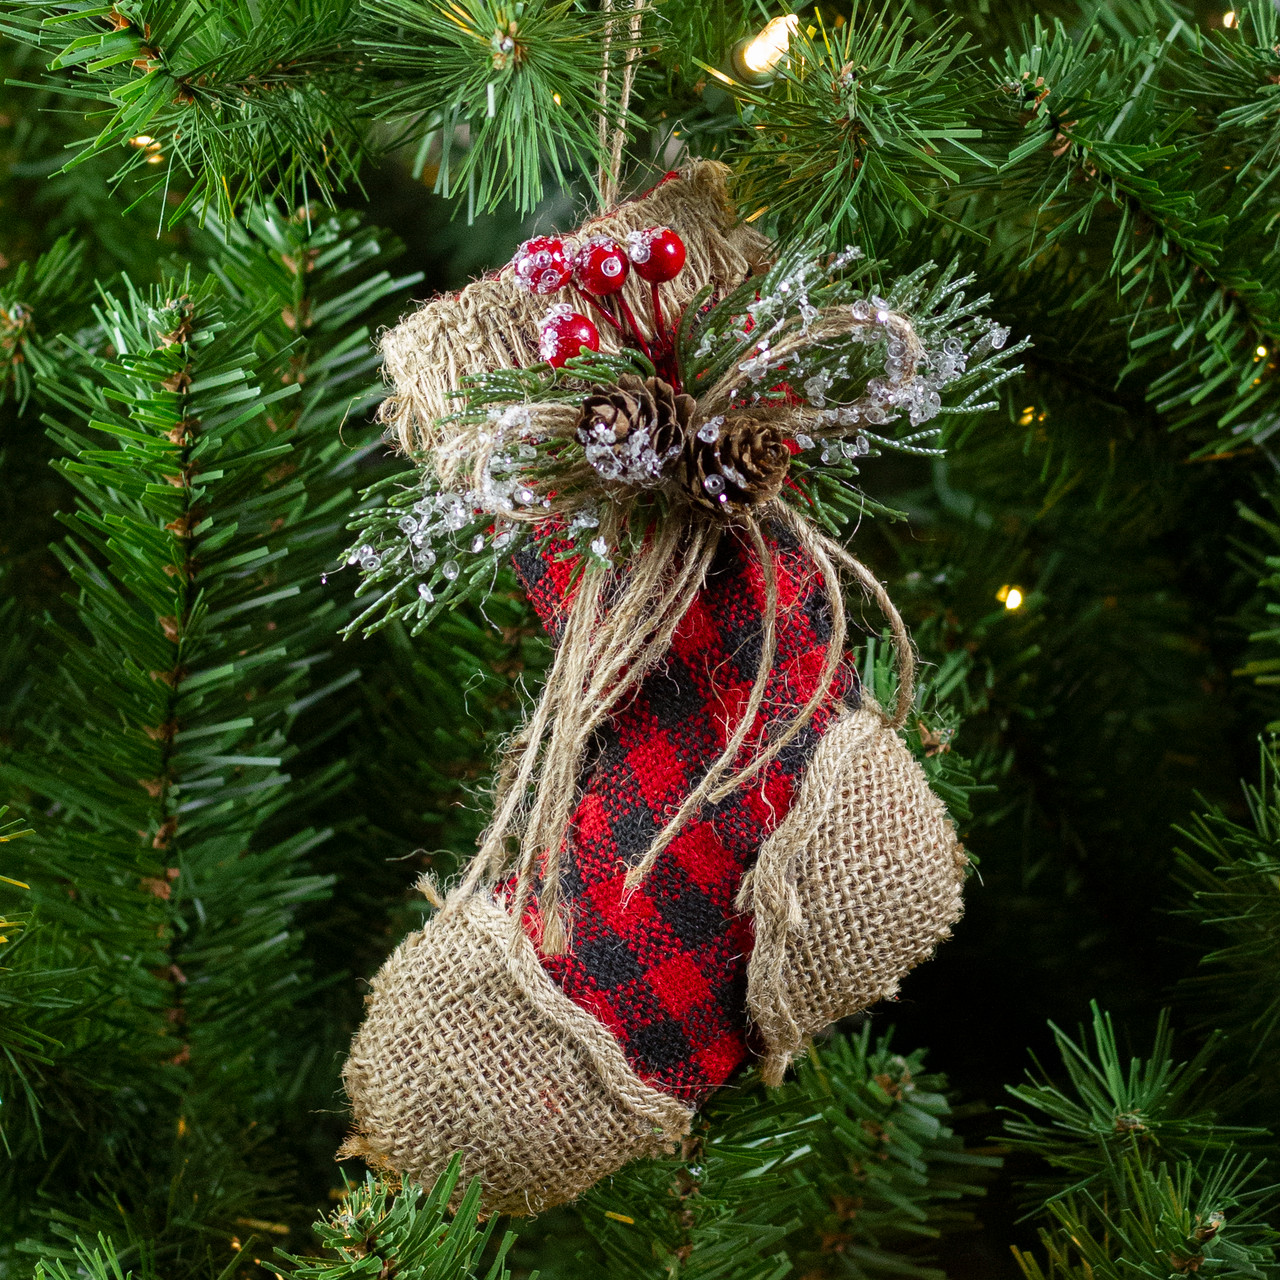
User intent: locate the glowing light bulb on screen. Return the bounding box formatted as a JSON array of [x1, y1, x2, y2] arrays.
[[1222, 10, 1237, 26], [743, 15, 798, 73], [996, 585, 1025, 610], [129, 134, 155, 147], [730, 14, 799, 84], [1256, 345, 1268, 358]]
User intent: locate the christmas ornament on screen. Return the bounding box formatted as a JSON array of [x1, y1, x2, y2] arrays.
[[341, 161, 1022, 1216]]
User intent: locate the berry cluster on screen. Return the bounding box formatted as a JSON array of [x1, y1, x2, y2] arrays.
[[511, 228, 687, 374]]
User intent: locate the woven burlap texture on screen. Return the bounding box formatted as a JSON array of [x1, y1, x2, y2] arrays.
[[379, 159, 772, 453], [339, 888, 693, 1216], [740, 705, 968, 1087]]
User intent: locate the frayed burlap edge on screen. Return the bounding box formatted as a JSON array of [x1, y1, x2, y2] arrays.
[[738, 704, 969, 1087], [379, 159, 772, 453], [338, 888, 692, 1216]]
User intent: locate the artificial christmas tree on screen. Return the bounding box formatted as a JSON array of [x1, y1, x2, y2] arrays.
[[0, 1, 1278, 1278]]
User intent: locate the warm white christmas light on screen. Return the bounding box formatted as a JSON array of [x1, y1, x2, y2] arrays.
[[730, 15, 800, 84], [742, 15, 799, 74]]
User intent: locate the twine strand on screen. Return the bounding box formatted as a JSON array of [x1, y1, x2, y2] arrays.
[[597, 0, 613, 196], [597, 0, 648, 210]]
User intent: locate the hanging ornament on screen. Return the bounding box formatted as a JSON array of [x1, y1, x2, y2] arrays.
[[343, 160, 1022, 1217]]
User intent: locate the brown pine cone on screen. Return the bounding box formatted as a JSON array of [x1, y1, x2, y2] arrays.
[[683, 415, 791, 513], [576, 374, 695, 487]]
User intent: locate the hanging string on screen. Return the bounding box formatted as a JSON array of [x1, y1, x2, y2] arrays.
[[597, 0, 613, 199], [597, 0, 648, 211]]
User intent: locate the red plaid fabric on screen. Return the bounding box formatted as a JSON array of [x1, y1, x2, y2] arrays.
[[513, 522, 858, 1104]]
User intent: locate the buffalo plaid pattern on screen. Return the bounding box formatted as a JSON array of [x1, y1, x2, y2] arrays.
[[513, 523, 858, 1104]]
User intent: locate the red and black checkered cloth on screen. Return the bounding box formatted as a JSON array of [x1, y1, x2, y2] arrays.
[[513, 522, 858, 1105]]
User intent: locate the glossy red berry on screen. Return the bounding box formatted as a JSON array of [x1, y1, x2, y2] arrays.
[[539, 307, 600, 368], [512, 235, 574, 295], [627, 226, 686, 284], [574, 236, 630, 295]]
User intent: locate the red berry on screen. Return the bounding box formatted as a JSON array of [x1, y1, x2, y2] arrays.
[[539, 307, 600, 368], [512, 235, 574, 295], [574, 236, 630, 295], [627, 226, 686, 284]]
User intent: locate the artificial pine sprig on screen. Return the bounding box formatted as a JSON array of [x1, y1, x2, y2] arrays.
[[0, 199, 413, 1259], [682, 241, 1026, 535], [1003, 1002, 1261, 1210], [543, 1025, 996, 1280], [1, 270, 335, 1253], [989, 4, 1280, 452], [1013, 1150, 1279, 1280], [281, 1163, 517, 1280], [0, 233, 90, 408], [342, 345, 657, 639], [1174, 742, 1280, 1071]]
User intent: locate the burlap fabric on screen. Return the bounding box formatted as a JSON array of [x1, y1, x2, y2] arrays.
[[340, 888, 693, 1215], [740, 704, 968, 1087], [379, 160, 771, 452]]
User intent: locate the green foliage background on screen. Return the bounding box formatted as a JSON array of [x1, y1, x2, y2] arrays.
[[2, 0, 1280, 1278]]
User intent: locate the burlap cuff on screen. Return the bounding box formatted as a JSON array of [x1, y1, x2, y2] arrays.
[[379, 159, 772, 452], [340, 891, 693, 1216], [740, 706, 968, 1086]]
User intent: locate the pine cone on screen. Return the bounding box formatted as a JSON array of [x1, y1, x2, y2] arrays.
[[683, 415, 791, 513], [576, 375, 695, 486]]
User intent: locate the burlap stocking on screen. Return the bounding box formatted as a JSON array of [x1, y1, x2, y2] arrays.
[[340, 162, 968, 1215]]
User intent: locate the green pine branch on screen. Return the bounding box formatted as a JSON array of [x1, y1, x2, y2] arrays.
[[0, 233, 91, 408], [1174, 742, 1280, 1082], [280, 1164, 517, 1280], [717, 6, 987, 255], [1, 272, 336, 1260], [520, 1026, 997, 1280], [0, 0, 372, 225], [1013, 1147, 1279, 1280], [0, 200, 417, 1268], [986, 2, 1280, 451], [1003, 1003, 1261, 1212], [361, 0, 633, 217], [1006, 1002, 1279, 1278]]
